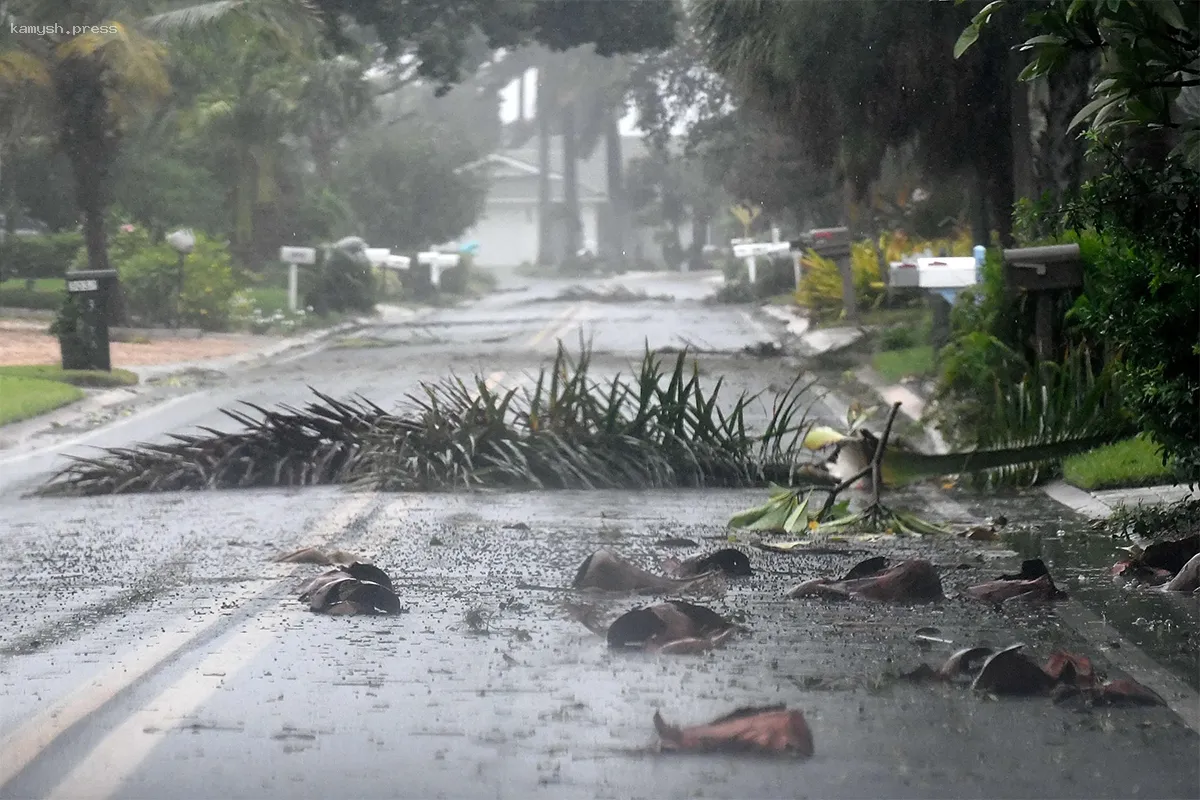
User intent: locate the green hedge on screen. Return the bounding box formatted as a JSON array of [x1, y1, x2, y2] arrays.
[[0, 284, 65, 309], [0, 232, 84, 281]]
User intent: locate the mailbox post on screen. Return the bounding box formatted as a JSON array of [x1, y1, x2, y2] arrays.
[[279, 246, 317, 312], [791, 227, 853, 320], [731, 239, 790, 286], [60, 269, 118, 371], [1002, 243, 1084, 361], [417, 251, 460, 289]]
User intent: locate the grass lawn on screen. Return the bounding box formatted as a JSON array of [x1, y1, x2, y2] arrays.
[[0, 278, 65, 310], [1063, 436, 1175, 490], [812, 305, 929, 330], [871, 345, 934, 382], [0, 375, 84, 426], [247, 286, 291, 314], [0, 364, 138, 388]]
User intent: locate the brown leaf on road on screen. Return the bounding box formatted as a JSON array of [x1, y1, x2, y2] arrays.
[[787, 559, 944, 603], [297, 564, 404, 615], [971, 644, 1057, 695], [663, 548, 753, 578], [566, 601, 738, 653], [607, 601, 737, 653], [966, 573, 1064, 604], [1095, 678, 1165, 706], [938, 647, 995, 681], [572, 549, 724, 594], [958, 525, 998, 541], [966, 559, 1066, 604], [274, 546, 361, 566], [1113, 536, 1200, 586], [653, 706, 814, 757], [1043, 650, 1096, 687]]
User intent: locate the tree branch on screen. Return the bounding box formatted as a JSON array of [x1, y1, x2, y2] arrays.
[[815, 402, 902, 520]]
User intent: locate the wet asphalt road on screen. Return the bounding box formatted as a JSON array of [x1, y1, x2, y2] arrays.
[[1, 270, 1198, 800]]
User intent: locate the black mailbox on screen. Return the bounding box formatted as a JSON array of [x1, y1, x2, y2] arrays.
[[1002, 244, 1084, 292], [1001, 244, 1084, 361], [791, 226, 851, 259], [59, 269, 118, 371]]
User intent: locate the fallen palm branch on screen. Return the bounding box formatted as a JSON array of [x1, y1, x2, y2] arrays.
[[37, 344, 837, 497]]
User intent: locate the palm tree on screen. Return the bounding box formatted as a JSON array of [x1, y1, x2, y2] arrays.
[[0, 0, 317, 318], [178, 29, 309, 260], [293, 54, 374, 185]]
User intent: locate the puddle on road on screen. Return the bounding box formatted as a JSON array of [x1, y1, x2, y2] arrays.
[[1004, 525, 1200, 690]]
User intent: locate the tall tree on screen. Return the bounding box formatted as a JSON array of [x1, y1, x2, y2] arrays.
[[295, 53, 375, 184], [0, 0, 318, 321]]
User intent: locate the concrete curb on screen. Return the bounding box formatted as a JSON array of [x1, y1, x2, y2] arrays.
[[129, 316, 372, 384], [841, 362, 1196, 518], [810, 364, 1200, 732], [0, 316, 375, 451]]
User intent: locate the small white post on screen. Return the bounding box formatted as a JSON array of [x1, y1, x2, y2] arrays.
[[771, 226, 781, 243], [746, 256, 757, 284], [287, 262, 298, 312], [792, 253, 803, 291]]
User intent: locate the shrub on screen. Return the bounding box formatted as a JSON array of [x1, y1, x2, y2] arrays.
[[716, 255, 795, 303], [0, 284, 65, 309], [73, 227, 239, 331], [306, 240, 376, 315], [1066, 158, 1200, 482], [438, 253, 472, 296], [0, 232, 84, 281], [796, 242, 884, 314], [51, 294, 105, 370]]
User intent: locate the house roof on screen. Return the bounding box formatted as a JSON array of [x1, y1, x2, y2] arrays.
[[462, 134, 657, 204]]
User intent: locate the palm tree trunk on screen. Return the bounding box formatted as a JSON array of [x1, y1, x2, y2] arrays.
[[603, 111, 625, 268], [311, 130, 335, 185], [562, 100, 582, 264], [688, 203, 711, 271], [536, 68, 553, 266], [56, 63, 124, 324]]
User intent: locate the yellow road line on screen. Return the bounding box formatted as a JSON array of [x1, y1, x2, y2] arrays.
[[44, 494, 417, 800], [45, 622, 280, 800], [0, 492, 379, 792], [527, 304, 579, 347]]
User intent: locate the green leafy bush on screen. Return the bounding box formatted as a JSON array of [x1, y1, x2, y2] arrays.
[[0, 283, 65, 309], [307, 239, 376, 315], [1064, 152, 1200, 482], [438, 254, 473, 296], [71, 227, 239, 331], [0, 232, 84, 281], [716, 255, 795, 302], [50, 294, 106, 370]]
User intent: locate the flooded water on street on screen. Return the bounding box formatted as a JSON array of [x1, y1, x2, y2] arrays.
[[1004, 526, 1199, 690]]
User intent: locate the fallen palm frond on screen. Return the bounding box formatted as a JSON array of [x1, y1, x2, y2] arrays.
[[37, 344, 834, 497]]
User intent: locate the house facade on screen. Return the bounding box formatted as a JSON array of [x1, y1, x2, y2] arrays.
[[459, 135, 660, 269], [459, 153, 606, 268]]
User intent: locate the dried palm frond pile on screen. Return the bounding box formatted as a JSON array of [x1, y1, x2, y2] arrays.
[[38, 345, 836, 497]]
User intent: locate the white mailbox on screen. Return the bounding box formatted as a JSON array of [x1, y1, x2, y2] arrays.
[[384, 255, 411, 271], [732, 241, 791, 259], [889, 259, 921, 288], [365, 247, 392, 267], [915, 257, 977, 289], [417, 251, 461, 268], [279, 246, 316, 265]]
